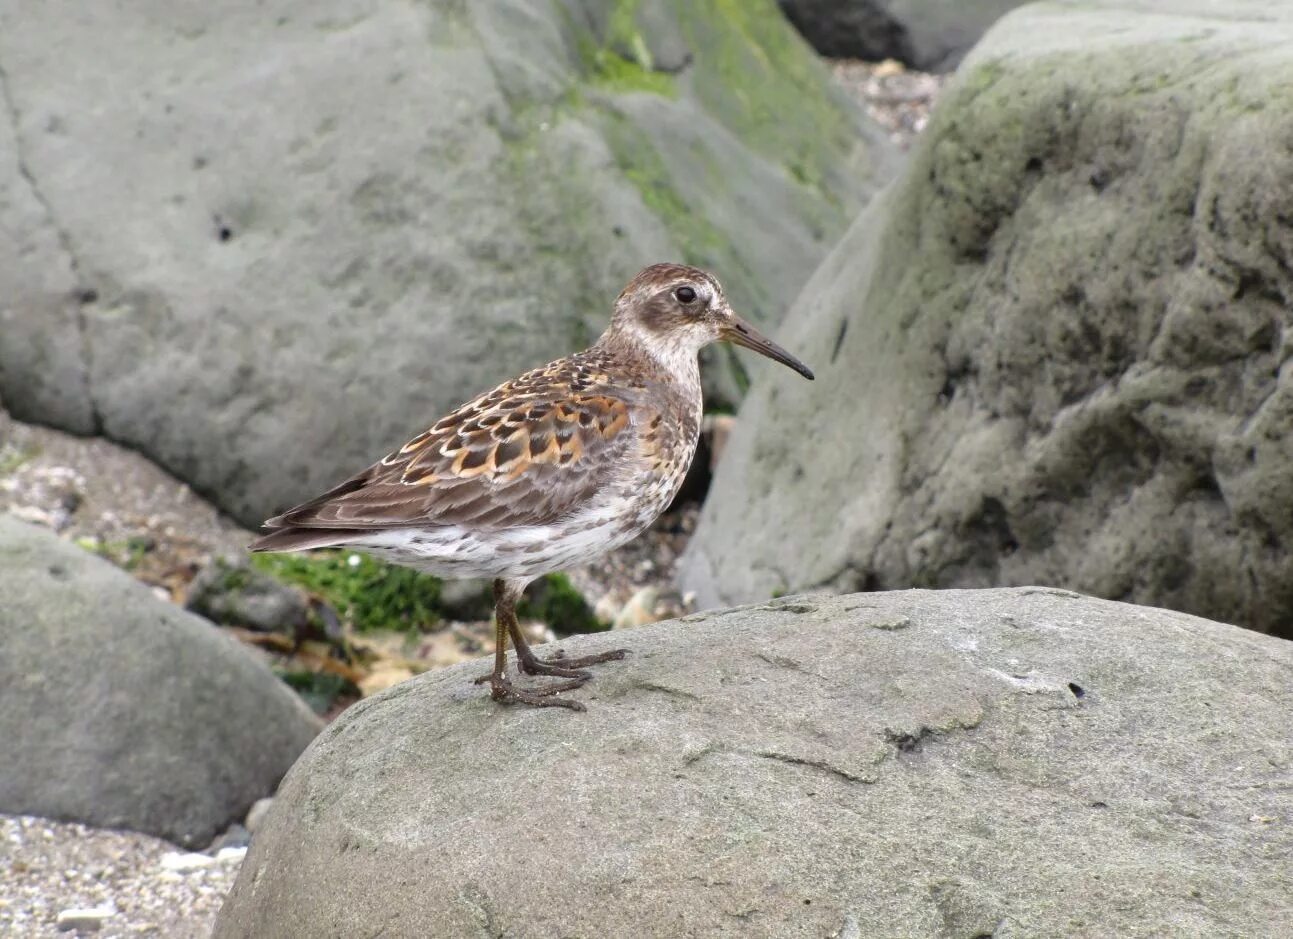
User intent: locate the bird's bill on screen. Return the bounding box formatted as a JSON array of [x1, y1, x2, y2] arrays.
[[721, 316, 815, 380]]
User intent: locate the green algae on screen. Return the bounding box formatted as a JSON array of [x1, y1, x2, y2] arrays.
[[251, 550, 443, 633]]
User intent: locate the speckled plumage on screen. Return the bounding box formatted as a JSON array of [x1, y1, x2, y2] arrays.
[[250, 262, 813, 709]]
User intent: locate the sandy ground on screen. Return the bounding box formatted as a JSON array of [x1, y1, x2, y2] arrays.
[[0, 58, 945, 937]]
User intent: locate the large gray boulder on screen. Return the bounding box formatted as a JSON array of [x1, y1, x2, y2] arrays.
[[0, 0, 889, 527], [214, 588, 1292, 937], [0, 515, 321, 847], [777, 0, 1028, 71], [683, 1, 1293, 638]]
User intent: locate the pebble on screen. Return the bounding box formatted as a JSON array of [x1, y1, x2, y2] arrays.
[[55, 906, 114, 932], [613, 587, 661, 630], [158, 847, 246, 873], [160, 851, 219, 872]]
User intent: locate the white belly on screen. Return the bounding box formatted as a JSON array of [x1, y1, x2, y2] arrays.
[[347, 487, 672, 582], [349, 421, 695, 583]]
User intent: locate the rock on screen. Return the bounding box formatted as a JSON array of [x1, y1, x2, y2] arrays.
[[185, 555, 310, 634], [684, 2, 1293, 638], [0, 0, 891, 528], [244, 797, 275, 835], [215, 589, 1292, 937], [56, 907, 115, 933], [434, 578, 495, 623], [777, 0, 1027, 71], [0, 515, 321, 847]]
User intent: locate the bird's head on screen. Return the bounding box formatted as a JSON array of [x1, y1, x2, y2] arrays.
[[608, 263, 814, 380]]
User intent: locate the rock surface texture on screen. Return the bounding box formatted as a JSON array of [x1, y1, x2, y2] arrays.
[[685, 1, 1293, 638], [214, 588, 1292, 937], [777, 0, 1027, 70], [0, 515, 321, 847], [0, 0, 888, 527]]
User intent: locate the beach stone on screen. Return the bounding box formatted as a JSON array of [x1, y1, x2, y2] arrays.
[[684, 1, 1293, 638], [185, 555, 310, 634], [214, 588, 1293, 938], [0, 0, 889, 528], [56, 907, 114, 933], [0, 515, 321, 847]]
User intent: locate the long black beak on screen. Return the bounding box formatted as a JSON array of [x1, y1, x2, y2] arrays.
[[721, 314, 815, 381]]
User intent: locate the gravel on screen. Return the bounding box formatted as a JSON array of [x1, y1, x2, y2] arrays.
[[0, 815, 243, 937]]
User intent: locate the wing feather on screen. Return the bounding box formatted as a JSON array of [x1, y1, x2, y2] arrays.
[[258, 372, 643, 536]]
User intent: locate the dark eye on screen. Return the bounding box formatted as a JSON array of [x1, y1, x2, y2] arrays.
[[675, 286, 697, 304]]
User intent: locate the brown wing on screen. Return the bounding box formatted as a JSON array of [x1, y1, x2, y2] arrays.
[[259, 376, 638, 534]]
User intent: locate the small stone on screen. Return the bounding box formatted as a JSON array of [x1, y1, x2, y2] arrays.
[[613, 587, 661, 630], [593, 594, 621, 626], [56, 906, 115, 932], [161, 851, 218, 872], [245, 797, 274, 834], [215, 846, 248, 864], [702, 415, 737, 473], [184, 554, 310, 633], [208, 823, 250, 852]]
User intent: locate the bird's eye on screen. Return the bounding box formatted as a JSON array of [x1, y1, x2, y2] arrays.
[[675, 286, 697, 304]]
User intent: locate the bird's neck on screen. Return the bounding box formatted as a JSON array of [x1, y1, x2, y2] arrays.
[[595, 323, 702, 398]]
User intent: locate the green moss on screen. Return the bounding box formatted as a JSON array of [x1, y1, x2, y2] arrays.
[[218, 562, 252, 592], [0, 444, 39, 475], [671, 0, 857, 203], [519, 573, 607, 633], [251, 550, 442, 633], [597, 106, 727, 269], [588, 49, 677, 96], [77, 535, 151, 572], [565, 0, 677, 98]]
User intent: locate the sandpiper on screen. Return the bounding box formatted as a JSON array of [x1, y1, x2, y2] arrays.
[[250, 263, 814, 709]]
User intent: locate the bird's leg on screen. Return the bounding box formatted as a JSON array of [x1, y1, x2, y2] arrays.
[[508, 589, 630, 674], [474, 578, 584, 710], [507, 617, 594, 680]]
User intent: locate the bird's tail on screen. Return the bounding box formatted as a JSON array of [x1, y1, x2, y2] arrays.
[[247, 527, 360, 553]]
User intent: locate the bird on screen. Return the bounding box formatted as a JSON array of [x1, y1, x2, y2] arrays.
[[249, 263, 814, 710]]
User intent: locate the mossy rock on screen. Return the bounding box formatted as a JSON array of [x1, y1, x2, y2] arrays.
[[251, 551, 443, 634], [520, 573, 608, 634], [0, 0, 892, 528], [684, 1, 1293, 639]]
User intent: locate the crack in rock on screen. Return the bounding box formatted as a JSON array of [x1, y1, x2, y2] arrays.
[[0, 54, 102, 432], [753, 650, 827, 679], [754, 750, 876, 785], [632, 679, 701, 702]]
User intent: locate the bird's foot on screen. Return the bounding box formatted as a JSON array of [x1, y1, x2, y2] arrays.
[[514, 653, 594, 679], [545, 647, 630, 670], [473, 672, 586, 711]]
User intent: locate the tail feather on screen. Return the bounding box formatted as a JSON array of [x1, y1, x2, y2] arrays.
[[247, 527, 361, 553]]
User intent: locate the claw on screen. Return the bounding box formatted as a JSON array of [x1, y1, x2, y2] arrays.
[[476, 672, 586, 711], [546, 648, 630, 670]]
